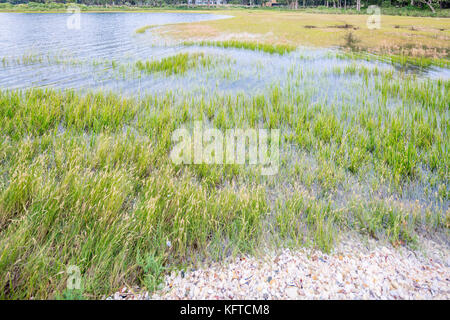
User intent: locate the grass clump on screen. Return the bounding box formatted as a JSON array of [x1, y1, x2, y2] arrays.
[[336, 50, 450, 69], [183, 40, 296, 55], [135, 52, 212, 75], [0, 74, 447, 298], [135, 25, 157, 34]]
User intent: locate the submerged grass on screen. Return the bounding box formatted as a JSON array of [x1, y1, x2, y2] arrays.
[[1, 52, 216, 80], [0, 73, 448, 298], [135, 52, 213, 75], [335, 51, 450, 69], [135, 25, 157, 34], [0, 4, 449, 18], [183, 40, 296, 55]]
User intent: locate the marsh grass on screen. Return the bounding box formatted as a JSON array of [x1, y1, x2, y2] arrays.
[[1, 52, 87, 69], [0, 75, 447, 299], [0, 52, 217, 83], [0, 6, 448, 299], [2, 3, 448, 18], [335, 51, 450, 69], [135, 52, 213, 75], [183, 40, 296, 55], [135, 25, 157, 34]]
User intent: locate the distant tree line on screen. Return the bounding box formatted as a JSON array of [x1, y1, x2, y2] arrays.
[[1, 0, 448, 12]]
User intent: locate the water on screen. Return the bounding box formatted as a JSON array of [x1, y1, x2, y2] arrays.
[[0, 12, 448, 96], [0, 12, 447, 216]]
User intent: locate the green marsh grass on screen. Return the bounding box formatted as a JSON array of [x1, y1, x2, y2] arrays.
[[334, 51, 450, 69], [0, 61, 448, 298]]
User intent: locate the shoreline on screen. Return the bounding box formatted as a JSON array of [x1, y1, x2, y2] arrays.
[[108, 234, 450, 300]]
